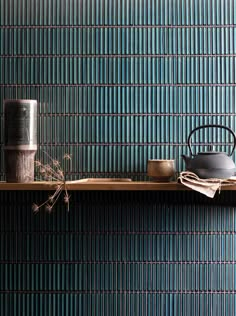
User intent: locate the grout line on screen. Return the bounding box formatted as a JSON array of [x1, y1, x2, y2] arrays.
[[1, 54, 236, 58], [1, 83, 236, 87], [1, 231, 236, 235], [34, 113, 236, 117], [1, 24, 236, 29], [0, 260, 235, 265], [0, 289, 235, 294], [35, 142, 234, 146]]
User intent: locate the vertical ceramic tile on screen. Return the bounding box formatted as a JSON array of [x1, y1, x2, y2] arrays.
[[1, 0, 236, 315]]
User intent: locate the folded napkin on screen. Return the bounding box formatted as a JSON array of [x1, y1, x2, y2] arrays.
[[178, 171, 236, 198]]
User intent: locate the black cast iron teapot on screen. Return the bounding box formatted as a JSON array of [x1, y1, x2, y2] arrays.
[[182, 124, 236, 179]]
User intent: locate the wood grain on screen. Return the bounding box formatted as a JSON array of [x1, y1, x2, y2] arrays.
[[0, 180, 236, 191]]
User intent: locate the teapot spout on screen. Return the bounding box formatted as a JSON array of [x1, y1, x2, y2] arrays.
[[182, 154, 192, 168]]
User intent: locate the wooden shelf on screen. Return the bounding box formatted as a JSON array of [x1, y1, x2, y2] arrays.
[[0, 179, 236, 191]]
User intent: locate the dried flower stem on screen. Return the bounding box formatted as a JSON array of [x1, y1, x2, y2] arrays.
[[44, 164, 64, 181], [32, 152, 72, 213], [63, 182, 70, 212], [48, 184, 64, 210]]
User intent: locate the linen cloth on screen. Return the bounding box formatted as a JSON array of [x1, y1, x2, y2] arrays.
[[178, 171, 236, 198]]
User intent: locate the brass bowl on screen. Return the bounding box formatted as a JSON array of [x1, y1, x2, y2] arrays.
[[147, 159, 175, 182]]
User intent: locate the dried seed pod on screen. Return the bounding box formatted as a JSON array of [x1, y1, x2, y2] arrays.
[[32, 203, 39, 213], [64, 194, 70, 204], [45, 204, 53, 213]]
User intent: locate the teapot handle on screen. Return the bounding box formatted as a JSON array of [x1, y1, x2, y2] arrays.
[[188, 124, 236, 156]]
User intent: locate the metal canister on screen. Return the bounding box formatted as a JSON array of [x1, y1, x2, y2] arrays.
[[4, 99, 37, 182]]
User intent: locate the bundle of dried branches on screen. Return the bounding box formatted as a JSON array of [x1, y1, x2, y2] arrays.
[[32, 152, 72, 213]]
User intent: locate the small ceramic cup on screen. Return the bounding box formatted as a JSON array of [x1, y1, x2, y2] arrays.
[[147, 159, 176, 182]]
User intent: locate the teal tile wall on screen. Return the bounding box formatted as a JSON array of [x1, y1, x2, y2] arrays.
[[1, 1, 236, 179], [1, 190, 236, 316], [1, 0, 236, 315]]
